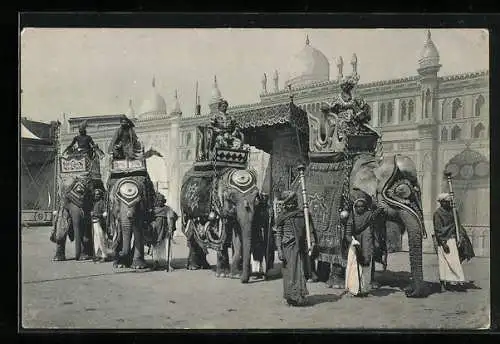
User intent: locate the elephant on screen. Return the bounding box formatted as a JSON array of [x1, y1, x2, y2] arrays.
[[181, 167, 270, 283], [107, 174, 155, 269], [51, 174, 103, 261], [349, 153, 428, 298]]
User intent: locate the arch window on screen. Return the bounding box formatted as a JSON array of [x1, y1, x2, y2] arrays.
[[441, 127, 448, 142], [451, 98, 462, 119], [424, 89, 432, 118], [475, 95, 485, 117], [379, 103, 386, 125], [408, 99, 415, 122], [387, 102, 393, 124], [400, 100, 407, 122], [451, 125, 462, 141], [473, 123, 486, 139]]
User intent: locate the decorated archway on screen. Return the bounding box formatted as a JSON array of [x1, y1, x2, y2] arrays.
[[443, 148, 489, 226]]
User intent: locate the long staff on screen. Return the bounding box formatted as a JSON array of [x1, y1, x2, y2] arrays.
[[297, 164, 312, 255], [444, 172, 460, 243]]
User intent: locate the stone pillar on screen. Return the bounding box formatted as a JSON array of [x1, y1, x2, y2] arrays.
[[168, 119, 181, 215], [371, 101, 379, 127], [394, 98, 400, 125]]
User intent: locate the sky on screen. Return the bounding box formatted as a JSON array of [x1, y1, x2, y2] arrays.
[[20, 28, 489, 123]]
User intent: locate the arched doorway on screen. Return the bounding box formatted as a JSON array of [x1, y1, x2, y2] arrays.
[[443, 149, 489, 226]]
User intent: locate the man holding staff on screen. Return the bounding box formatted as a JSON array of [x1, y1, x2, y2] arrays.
[[274, 165, 318, 306], [433, 173, 475, 292]]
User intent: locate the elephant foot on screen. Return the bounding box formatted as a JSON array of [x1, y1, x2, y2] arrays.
[[371, 281, 381, 290], [188, 265, 200, 270], [307, 272, 319, 283], [52, 255, 66, 262], [78, 254, 92, 261], [240, 276, 250, 284], [404, 282, 428, 298], [113, 261, 126, 269], [230, 273, 241, 280], [131, 259, 148, 270]]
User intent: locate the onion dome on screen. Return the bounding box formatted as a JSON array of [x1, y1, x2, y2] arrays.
[[418, 30, 440, 69], [286, 34, 330, 87], [138, 76, 167, 120]]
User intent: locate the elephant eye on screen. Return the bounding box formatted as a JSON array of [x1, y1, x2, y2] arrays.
[[394, 184, 412, 199]]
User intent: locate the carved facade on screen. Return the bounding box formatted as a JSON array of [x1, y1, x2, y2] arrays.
[[60, 32, 489, 251]]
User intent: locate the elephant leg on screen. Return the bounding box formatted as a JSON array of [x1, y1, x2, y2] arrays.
[[131, 225, 147, 269], [120, 222, 133, 267], [326, 263, 345, 289], [187, 236, 210, 270], [81, 217, 93, 258], [240, 225, 252, 284], [53, 235, 67, 261], [216, 247, 230, 277], [399, 210, 427, 298], [230, 229, 243, 280]]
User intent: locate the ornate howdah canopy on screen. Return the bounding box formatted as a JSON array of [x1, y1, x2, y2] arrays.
[[231, 102, 309, 154]]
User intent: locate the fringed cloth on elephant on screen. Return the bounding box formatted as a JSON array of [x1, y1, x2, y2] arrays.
[[275, 209, 315, 304], [291, 161, 350, 267]]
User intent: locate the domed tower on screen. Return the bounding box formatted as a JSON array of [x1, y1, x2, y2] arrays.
[[418, 30, 441, 121], [286, 34, 330, 87], [209, 75, 223, 114], [416, 30, 441, 225], [137, 76, 168, 121]]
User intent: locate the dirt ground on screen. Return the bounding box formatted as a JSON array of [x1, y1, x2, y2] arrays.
[[21, 226, 490, 330]]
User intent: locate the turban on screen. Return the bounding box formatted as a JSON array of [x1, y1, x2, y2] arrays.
[[437, 193, 452, 202]]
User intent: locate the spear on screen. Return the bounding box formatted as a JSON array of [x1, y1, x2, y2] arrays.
[[297, 164, 312, 255], [444, 171, 461, 243]]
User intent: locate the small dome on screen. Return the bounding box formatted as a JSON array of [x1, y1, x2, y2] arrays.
[[286, 35, 330, 87], [138, 77, 167, 120], [419, 30, 440, 68]]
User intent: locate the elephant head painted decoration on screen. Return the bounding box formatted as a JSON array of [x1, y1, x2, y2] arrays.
[[350, 153, 427, 297]]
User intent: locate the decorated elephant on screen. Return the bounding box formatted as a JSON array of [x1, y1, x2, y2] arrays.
[[51, 174, 104, 261], [349, 153, 428, 298], [181, 167, 271, 283], [107, 174, 155, 269]]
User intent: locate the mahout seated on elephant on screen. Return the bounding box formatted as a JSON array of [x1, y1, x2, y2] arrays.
[[63, 120, 105, 160], [209, 99, 245, 151], [108, 116, 143, 160]]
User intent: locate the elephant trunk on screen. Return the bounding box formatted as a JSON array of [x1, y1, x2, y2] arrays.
[[399, 209, 424, 284], [236, 205, 254, 283]]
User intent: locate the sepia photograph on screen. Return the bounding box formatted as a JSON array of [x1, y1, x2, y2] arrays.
[[20, 26, 490, 329]]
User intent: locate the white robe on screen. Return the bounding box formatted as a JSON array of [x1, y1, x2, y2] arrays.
[[345, 242, 372, 295], [92, 219, 108, 258], [437, 238, 465, 282]]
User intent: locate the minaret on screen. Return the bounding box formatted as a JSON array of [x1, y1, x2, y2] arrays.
[[351, 53, 358, 76], [170, 89, 182, 116], [273, 70, 279, 92], [336, 56, 344, 81], [261, 73, 268, 94], [305, 34, 310, 46], [416, 29, 441, 236], [195, 81, 201, 116], [209, 75, 222, 114]]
